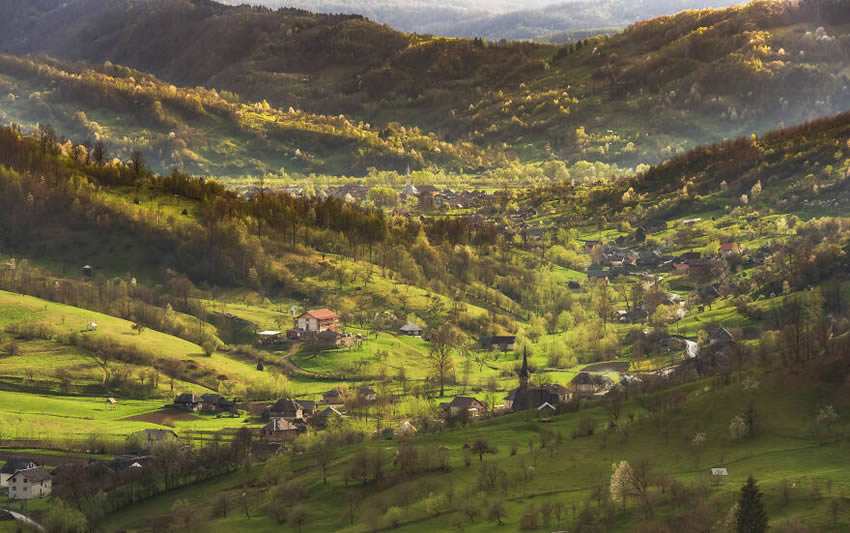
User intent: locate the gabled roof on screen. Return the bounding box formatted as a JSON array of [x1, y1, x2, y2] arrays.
[[447, 397, 485, 409], [0, 458, 37, 475], [296, 400, 316, 411], [537, 402, 556, 411], [571, 372, 593, 385], [265, 419, 298, 432], [10, 467, 50, 482], [323, 387, 343, 397], [174, 393, 197, 404], [399, 321, 424, 332], [299, 309, 339, 320], [711, 467, 728, 476], [269, 398, 302, 412], [142, 429, 177, 441], [201, 393, 222, 403], [318, 406, 344, 418]]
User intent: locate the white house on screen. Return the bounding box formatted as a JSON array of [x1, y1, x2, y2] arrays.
[[0, 458, 38, 487], [294, 309, 340, 333], [8, 467, 52, 499]]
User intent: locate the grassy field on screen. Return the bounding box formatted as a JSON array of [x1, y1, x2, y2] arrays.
[[96, 359, 850, 532]]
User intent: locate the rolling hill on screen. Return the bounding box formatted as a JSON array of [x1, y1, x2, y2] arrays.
[[1, 0, 850, 175]]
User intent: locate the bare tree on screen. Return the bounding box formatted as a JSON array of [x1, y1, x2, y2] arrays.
[[427, 323, 460, 397]]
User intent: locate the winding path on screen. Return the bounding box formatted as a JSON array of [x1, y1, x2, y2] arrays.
[[2, 508, 43, 532]]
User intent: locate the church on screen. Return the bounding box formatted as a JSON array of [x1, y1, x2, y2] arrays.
[[504, 349, 572, 411]]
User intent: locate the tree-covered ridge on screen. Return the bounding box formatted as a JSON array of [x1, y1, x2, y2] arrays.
[[2, 0, 850, 170], [0, 54, 495, 177]]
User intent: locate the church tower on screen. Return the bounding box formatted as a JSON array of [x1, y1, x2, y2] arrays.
[[519, 346, 529, 396]]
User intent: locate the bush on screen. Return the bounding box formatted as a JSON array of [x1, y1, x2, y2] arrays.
[[575, 415, 595, 437]]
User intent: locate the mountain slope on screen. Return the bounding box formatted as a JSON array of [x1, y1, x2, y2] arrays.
[[2, 0, 850, 170], [229, 0, 744, 41]]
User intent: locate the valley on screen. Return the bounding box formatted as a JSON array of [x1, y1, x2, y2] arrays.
[[0, 1, 849, 532]]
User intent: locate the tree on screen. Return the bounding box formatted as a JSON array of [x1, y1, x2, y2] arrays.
[[211, 493, 230, 519], [471, 439, 495, 462], [610, 460, 632, 511], [736, 476, 768, 533], [172, 498, 204, 533], [92, 140, 107, 166], [44, 500, 89, 533], [487, 498, 507, 525], [288, 504, 309, 533], [427, 322, 460, 397], [312, 438, 334, 484]]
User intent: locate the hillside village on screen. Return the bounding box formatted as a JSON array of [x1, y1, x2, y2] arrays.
[[1, 1, 850, 532]]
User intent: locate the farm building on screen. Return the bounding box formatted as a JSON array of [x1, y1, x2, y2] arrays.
[[136, 429, 178, 450], [261, 418, 299, 441], [8, 467, 51, 500], [0, 458, 38, 487], [571, 372, 596, 396], [294, 309, 340, 333], [399, 321, 424, 336], [173, 393, 200, 411]]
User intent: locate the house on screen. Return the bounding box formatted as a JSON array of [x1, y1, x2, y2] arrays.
[[356, 386, 377, 403], [294, 309, 340, 333], [672, 263, 689, 274], [571, 372, 595, 397], [719, 243, 742, 255], [109, 455, 151, 471], [264, 398, 303, 420], [323, 387, 344, 405], [687, 258, 714, 277], [105, 397, 117, 410], [444, 397, 487, 418], [136, 429, 178, 450], [478, 336, 516, 351], [173, 393, 200, 412], [261, 418, 299, 441], [201, 394, 235, 413], [587, 270, 610, 281], [397, 420, 417, 438], [314, 406, 345, 427], [296, 400, 317, 419], [87, 322, 98, 331], [399, 322, 424, 337], [709, 328, 735, 347], [0, 458, 38, 487], [8, 467, 51, 500]]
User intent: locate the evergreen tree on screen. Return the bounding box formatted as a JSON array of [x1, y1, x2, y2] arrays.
[[736, 475, 768, 533]]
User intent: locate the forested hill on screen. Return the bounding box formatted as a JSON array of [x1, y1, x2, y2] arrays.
[[223, 0, 743, 42], [2, 0, 850, 171]]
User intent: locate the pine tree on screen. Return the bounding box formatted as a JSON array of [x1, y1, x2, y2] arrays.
[[737, 475, 768, 533]]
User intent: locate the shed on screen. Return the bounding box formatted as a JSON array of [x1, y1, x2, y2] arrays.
[[399, 322, 424, 337], [537, 402, 556, 421], [105, 397, 117, 410], [711, 467, 728, 486]]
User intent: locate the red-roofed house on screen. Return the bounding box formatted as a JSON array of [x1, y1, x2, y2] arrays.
[[720, 243, 743, 255], [294, 309, 340, 333]]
